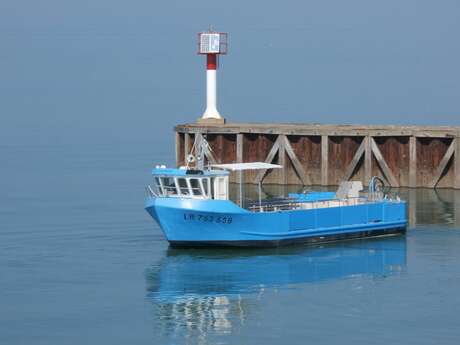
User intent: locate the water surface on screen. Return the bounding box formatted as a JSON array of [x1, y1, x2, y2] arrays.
[[1, 143, 460, 344]]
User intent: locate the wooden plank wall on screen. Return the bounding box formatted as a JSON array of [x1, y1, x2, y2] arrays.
[[175, 124, 460, 189]]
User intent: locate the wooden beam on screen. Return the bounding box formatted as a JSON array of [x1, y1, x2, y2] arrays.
[[184, 133, 191, 163], [321, 135, 328, 186], [342, 138, 366, 182], [176, 123, 460, 138], [236, 133, 244, 182], [455, 137, 460, 189], [175, 132, 181, 167], [254, 136, 282, 184], [409, 136, 417, 188], [236, 133, 244, 204], [282, 135, 311, 185], [364, 136, 372, 184], [428, 139, 455, 188], [278, 136, 287, 185], [218, 134, 224, 162], [236, 134, 244, 163], [370, 138, 400, 187]]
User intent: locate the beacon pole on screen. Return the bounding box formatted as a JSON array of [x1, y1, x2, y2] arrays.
[[202, 54, 220, 120], [197, 30, 227, 124]]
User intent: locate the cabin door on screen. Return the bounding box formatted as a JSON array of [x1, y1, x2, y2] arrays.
[[213, 177, 228, 200]]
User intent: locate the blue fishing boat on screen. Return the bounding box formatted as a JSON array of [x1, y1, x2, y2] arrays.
[[145, 141, 407, 247]]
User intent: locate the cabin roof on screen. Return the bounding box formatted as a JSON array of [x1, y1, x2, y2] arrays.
[[151, 167, 229, 177]]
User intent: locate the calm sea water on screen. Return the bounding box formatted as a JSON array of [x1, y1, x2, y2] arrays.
[[1, 143, 460, 345]]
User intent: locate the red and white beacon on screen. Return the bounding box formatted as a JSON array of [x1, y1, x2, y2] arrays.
[[197, 30, 228, 123]]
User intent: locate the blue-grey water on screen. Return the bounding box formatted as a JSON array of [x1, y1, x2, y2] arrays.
[[1, 142, 460, 345]]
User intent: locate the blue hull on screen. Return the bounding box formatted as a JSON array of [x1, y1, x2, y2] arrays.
[[145, 197, 407, 247]]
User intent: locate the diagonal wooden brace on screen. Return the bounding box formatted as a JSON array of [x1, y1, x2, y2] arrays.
[[254, 136, 282, 184], [370, 138, 400, 187], [429, 139, 455, 188], [342, 138, 366, 182], [281, 135, 311, 185]]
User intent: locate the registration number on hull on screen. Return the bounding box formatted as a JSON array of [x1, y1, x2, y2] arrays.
[[183, 213, 233, 224]]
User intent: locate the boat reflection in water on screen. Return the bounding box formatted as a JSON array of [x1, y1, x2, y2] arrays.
[[146, 237, 406, 338]]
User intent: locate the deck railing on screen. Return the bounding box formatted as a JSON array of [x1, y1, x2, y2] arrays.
[[247, 197, 386, 213], [145, 185, 158, 198]]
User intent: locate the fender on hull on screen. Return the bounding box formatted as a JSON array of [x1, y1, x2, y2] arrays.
[[169, 227, 407, 248]]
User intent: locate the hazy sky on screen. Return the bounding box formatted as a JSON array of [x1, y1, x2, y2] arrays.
[[1, 0, 459, 148]]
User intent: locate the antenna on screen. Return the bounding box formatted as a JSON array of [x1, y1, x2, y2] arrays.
[[197, 29, 228, 124]]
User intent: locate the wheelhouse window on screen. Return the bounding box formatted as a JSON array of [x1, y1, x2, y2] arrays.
[[189, 178, 202, 196], [161, 177, 178, 195], [152, 175, 217, 199], [201, 178, 210, 198], [153, 177, 163, 195], [177, 178, 189, 196]]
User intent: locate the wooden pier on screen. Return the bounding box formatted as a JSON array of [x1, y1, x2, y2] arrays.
[[175, 123, 460, 189]]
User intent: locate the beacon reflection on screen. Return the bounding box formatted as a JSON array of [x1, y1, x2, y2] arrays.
[[146, 237, 406, 337]]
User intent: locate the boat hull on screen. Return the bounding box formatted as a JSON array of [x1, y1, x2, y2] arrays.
[[145, 197, 407, 248]]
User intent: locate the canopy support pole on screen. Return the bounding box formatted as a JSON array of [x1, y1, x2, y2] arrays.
[[258, 181, 262, 212], [239, 172, 243, 207]]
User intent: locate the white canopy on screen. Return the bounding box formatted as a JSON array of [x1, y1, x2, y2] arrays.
[[211, 162, 283, 171]]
